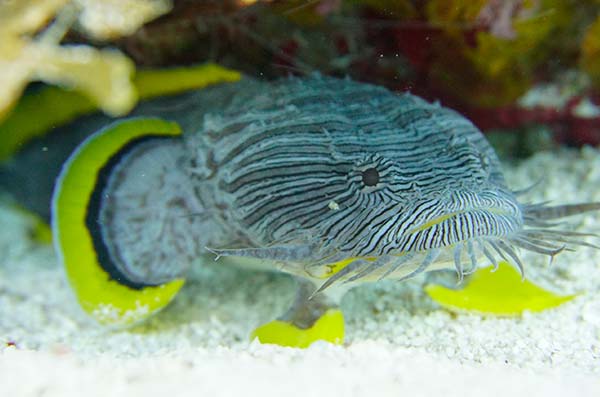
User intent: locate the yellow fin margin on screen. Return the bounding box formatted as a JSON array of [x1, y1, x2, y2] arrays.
[[52, 118, 185, 327], [0, 63, 241, 161]]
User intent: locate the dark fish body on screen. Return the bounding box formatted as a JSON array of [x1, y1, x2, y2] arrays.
[[84, 76, 528, 290], [11, 76, 598, 327]]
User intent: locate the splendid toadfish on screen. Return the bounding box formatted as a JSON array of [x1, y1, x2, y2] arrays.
[[47, 76, 599, 344]]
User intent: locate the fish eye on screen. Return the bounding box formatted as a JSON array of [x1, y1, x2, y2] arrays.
[[361, 167, 380, 186]]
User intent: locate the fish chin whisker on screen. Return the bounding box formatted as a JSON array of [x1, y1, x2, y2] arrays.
[[461, 237, 531, 279], [377, 252, 416, 281], [478, 239, 500, 271], [453, 242, 465, 282], [511, 235, 566, 250], [507, 237, 566, 266], [519, 229, 600, 250], [512, 178, 544, 197], [522, 217, 565, 228], [465, 240, 479, 275], [494, 239, 525, 278], [521, 201, 553, 211], [313, 258, 370, 295], [522, 201, 600, 231], [487, 239, 509, 262], [521, 228, 599, 239], [524, 202, 600, 221], [344, 255, 393, 283], [452, 239, 489, 281], [485, 238, 527, 277], [477, 220, 600, 276], [509, 236, 565, 254], [505, 225, 600, 267], [395, 249, 440, 282]]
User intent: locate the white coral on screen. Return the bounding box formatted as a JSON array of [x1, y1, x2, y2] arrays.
[[0, 0, 172, 121]]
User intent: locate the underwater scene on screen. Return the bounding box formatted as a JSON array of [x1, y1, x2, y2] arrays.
[[1, 0, 600, 395]]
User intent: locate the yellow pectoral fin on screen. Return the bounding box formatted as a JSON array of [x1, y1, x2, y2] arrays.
[[52, 117, 185, 327], [425, 261, 578, 316]]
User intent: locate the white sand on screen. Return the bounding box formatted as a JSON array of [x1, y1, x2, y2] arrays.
[[1, 147, 600, 396]]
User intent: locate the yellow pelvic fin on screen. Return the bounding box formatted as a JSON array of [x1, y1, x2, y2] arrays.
[[251, 309, 345, 348], [52, 117, 185, 327]]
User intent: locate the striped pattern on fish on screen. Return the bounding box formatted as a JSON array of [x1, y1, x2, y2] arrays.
[[89, 75, 599, 293]]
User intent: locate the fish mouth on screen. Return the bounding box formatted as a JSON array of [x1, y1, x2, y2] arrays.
[[396, 191, 525, 256], [414, 200, 599, 279], [405, 206, 519, 237], [381, 203, 527, 281], [312, 196, 600, 293]]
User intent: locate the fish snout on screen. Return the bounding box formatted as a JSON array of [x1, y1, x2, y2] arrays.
[[396, 191, 524, 252]]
